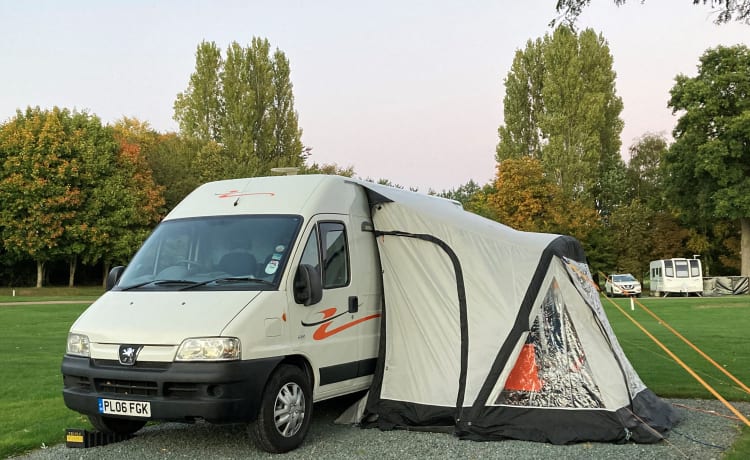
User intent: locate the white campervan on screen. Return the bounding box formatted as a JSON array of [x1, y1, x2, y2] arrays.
[[62, 175, 387, 453], [62, 174, 679, 449], [649, 258, 703, 297]]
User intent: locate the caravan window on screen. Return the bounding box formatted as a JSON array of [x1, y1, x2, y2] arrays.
[[690, 259, 701, 277], [675, 260, 689, 278], [664, 260, 674, 277]]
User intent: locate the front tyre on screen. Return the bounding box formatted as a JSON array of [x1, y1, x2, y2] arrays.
[[88, 415, 146, 434], [249, 364, 312, 453]]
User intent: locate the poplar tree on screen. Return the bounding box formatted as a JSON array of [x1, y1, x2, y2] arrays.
[[496, 27, 625, 213], [174, 38, 304, 178]]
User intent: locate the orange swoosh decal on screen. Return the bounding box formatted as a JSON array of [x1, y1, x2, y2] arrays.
[[313, 314, 381, 341]]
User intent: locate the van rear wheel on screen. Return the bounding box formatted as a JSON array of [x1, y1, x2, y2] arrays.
[[88, 415, 146, 434], [249, 364, 312, 453]]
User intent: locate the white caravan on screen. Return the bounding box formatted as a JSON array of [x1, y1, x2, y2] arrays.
[[62, 175, 393, 453], [649, 258, 703, 297]]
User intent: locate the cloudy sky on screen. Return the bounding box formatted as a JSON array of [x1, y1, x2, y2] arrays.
[[1, 0, 747, 191]]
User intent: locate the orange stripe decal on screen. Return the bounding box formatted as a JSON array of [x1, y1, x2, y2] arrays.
[[312, 314, 381, 341]]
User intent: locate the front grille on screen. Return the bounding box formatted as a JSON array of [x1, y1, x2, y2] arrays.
[[64, 375, 93, 390], [96, 379, 158, 396], [164, 382, 200, 398], [93, 359, 171, 370]]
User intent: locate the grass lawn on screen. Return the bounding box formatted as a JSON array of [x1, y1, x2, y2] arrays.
[[601, 295, 750, 402], [0, 294, 748, 458], [0, 286, 103, 303], [0, 302, 94, 458]]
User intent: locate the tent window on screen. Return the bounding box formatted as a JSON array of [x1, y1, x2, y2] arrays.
[[496, 278, 604, 409]]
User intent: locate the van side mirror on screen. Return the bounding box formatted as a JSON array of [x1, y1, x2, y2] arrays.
[[106, 266, 126, 291], [294, 264, 322, 306]]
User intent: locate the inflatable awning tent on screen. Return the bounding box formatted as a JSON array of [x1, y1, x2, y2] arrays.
[[352, 180, 678, 444]]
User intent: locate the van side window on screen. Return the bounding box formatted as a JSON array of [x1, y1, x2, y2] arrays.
[[299, 222, 350, 289], [300, 228, 320, 270], [320, 222, 350, 289]]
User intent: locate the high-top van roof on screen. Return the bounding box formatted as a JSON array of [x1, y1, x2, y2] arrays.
[[165, 175, 367, 220]]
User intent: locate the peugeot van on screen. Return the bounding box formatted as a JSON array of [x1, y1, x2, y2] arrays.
[[61, 175, 385, 453]]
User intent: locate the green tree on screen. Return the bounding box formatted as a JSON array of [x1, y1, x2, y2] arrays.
[[496, 27, 625, 213], [104, 120, 166, 280], [174, 38, 305, 179], [0, 108, 125, 286], [625, 133, 669, 207], [1, 108, 86, 286], [144, 133, 204, 212], [437, 180, 498, 220], [554, 1, 750, 26], [666, 45, 750, 276], [607, 200, 653, 278], [173, 41, 223, 143]]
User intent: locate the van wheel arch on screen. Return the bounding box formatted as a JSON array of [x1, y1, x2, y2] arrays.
[[249, 361, 314, 453]]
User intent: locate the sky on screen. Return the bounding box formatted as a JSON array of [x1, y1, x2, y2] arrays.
[[1, 1, 748, 192]]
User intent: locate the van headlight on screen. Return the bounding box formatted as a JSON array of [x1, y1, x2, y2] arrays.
[[175, 337, 241, 361], [66, 333, 90, 357]]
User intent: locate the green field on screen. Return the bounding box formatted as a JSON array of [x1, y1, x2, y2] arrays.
[[1, 294, 749, 458]]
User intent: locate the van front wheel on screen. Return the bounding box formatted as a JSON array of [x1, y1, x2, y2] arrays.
[[87, 415, 146, 434], [249, 364, 312, 453]]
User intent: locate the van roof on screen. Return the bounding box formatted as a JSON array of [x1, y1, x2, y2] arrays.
[[165, 175, 366, 220]]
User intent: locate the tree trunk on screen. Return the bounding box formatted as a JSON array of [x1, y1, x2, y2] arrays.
[[69, 257, 77, 288], [36, 261, 44, 288], [742, 217, 750, 278], [102, 261, 111, 288]]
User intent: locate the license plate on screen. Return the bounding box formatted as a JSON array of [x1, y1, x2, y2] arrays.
[[98, 398, 151, 418]]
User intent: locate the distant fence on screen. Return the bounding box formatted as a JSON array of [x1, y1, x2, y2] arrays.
[[703, 276, 749, 296]]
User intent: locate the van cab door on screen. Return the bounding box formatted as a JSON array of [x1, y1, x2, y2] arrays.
[[290, 215, 379, 399]]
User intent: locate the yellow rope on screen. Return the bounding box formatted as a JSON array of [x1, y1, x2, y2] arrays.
[[570, 263, 750, 427]]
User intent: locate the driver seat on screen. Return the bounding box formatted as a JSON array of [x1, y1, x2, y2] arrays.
[[218, 252, 257, 276]]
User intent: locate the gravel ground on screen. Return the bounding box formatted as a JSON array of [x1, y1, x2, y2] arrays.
[[13, 397, 749, 460]]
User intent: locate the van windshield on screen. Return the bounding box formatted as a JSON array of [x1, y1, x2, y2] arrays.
[[116, 215, 303, 291]]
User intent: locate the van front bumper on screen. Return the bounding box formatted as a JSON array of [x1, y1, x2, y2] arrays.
[[61, 355, 282, 423]]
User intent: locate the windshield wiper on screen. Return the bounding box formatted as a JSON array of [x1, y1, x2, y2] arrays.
[[120, 280, 200, 291], [180, 276, 276, 290]]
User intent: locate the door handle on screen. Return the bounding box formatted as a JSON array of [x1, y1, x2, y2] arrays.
[[348, 296, 359, 313]]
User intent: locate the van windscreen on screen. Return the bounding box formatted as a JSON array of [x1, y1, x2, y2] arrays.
[[116, 215, 303, 291]]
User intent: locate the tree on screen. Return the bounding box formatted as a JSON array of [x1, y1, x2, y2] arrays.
[[438, 180, 498, 220], [666, 45, 750, 276], [554, 1, 750, 26], [0, 108, 96, 286], [487, 157, 600, 243], [173, 41, 223, 143], [625, 134, 668, 204], [607, 200, 653, 277], [145, 133, 206, 211], [104, 119, 166, 280], [496, 27, 625, 213], [174, 38, 306, 179]]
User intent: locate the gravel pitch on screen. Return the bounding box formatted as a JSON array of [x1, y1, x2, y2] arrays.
[[13, 397, 749, 460]]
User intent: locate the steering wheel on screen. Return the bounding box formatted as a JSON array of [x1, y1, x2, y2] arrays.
[[174, 259, 205, 270]]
